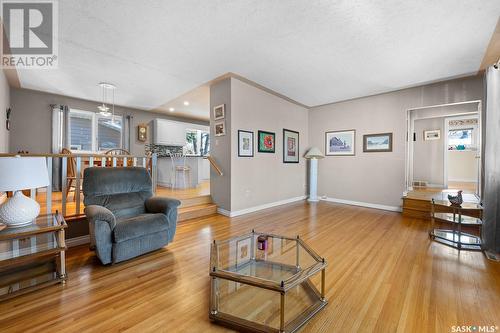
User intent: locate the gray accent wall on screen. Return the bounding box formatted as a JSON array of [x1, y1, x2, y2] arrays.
[[8, 88, 208, 155], [308, 75, 484, 209], [0, 71, 9, 153], [210, 78, 232, 211]]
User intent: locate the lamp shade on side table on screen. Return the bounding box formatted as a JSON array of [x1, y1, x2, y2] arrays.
[[304, 147, 324, 202], [0, 156, 49, 227]]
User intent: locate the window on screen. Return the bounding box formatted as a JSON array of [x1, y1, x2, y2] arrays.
[[448, 128, 473, 150], [97, 116, 122, 150], [69, 110, 93, 151], [185, 129, 210, 156], [69, 109, 123, 152]]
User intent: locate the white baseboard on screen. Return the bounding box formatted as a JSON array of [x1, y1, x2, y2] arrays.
[[321, 197, 402, 212], [66, 235, 90, 247], [217, 196, 307, 218]]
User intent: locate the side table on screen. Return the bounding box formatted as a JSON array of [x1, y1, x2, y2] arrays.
[[0, 212, 67, 301]]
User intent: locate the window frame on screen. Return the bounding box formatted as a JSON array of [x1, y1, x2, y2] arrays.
[[68, 108, 123, 153]]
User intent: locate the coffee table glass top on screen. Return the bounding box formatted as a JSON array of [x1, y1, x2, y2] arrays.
[[211, 231, 325, 290]]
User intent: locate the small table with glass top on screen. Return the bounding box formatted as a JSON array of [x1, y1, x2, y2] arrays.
[[209, 231, 327, 333], [429, 200, 483, 251], [0, 212, 67, 301]]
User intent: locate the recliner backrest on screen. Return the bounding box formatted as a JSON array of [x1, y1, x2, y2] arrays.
[[83, 167, 153, 218]]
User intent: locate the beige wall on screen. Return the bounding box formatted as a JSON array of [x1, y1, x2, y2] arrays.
[[230, 78, 308, 211], [0, 71, 9, 153], [308, 75, 484, 209], [413, 117, 445, 186], [9, 88, 207, 155]]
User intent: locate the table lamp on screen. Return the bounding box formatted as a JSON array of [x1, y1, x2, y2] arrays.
[[304, 147, 324, 202], [0, 156, 49, 227]]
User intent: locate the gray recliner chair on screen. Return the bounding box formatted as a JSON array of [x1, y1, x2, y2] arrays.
[[83, 167, 181, 265]]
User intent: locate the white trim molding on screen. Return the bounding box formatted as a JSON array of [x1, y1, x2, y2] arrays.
[[321, 197, 402, 212], [66, 235, 90, 247], [217, 196, 307, 217]]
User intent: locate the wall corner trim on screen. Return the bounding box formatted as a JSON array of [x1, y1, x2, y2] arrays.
[[321, 197, 402, 212], [217, 196, 307, 217], [66, 235, 90, 248]]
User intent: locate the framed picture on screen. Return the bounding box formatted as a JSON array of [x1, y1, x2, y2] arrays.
[[258, 130, 275, 153], [283, 129, 299, 163], [325, 130, 355, 156], [214, 120, 226, 136], [137, 124, 147, 142], [424, 130, 440, 141], [238, 130, 254, 157], [236, 237, 251, 267], [363, 133, 392, 152], [213, 104, 225, 120]]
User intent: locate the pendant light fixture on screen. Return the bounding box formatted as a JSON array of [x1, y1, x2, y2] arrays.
[[98, 82, 116, 120]]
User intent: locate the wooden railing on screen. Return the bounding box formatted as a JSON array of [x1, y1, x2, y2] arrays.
[[204, 155, 223, 176], [0, 153, 157, 219]]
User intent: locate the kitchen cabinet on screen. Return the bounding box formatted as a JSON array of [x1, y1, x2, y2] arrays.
[[153, 119, 209, 146]]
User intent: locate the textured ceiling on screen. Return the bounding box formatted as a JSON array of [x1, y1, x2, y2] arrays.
[[16, 0, 500, 116]]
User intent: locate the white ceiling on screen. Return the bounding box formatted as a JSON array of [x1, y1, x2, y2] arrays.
[[155, 84, 209, 121], [16, 0, 500, 120]]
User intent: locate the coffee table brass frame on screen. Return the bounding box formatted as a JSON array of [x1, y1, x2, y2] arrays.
[[209, 231, 327, 333]]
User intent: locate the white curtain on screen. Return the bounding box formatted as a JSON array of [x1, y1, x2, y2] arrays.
[[51, 104, 69, 191], [483, 66, 500, 254]]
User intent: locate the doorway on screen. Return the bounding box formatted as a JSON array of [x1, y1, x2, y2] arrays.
[[444, 114, 480, 193], [405, 100, 482, 199]]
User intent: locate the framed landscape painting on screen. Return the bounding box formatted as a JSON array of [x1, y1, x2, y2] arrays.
[[213, 104, 225, 120], [258, 130, 275, 153], [424, 129, 440, 141], [325, 130, 355, 156], [363, 133, 392, 152], [238, 130, 254, 157], [283, 129, 299, 163]]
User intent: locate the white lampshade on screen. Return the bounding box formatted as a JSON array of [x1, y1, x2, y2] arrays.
[[0, 156, 49, 191], [304, 147, 325, 159]]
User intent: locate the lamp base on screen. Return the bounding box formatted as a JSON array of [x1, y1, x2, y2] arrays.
[[0, 191, 40, 228]]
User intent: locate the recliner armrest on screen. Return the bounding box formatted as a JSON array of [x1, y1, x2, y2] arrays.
[[145, 197, 181, 215], [85, 205, 116, 230]]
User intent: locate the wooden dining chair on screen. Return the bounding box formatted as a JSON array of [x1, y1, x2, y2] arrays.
[[104, 148, 131, 155], [61, 148, 82, 201], [104, 148, 132, 167]]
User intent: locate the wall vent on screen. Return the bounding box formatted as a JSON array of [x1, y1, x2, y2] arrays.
[[412, 181, 428, 187]]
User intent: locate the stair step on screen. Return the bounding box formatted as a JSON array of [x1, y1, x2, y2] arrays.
[[179, 195, 213, 208], [178, 203, 217, 221]]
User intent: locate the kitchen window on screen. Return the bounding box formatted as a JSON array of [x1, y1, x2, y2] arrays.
[[185, 129, 210, 156], [448, 128, 474, 150], [69, 109, 123, 152]]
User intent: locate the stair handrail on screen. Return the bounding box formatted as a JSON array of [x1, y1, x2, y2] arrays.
[[204, 155, 223, 176]]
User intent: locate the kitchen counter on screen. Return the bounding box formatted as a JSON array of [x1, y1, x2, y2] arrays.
[[157, 156, 210, 188]]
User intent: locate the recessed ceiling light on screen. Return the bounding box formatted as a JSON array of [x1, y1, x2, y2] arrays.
[[169, 107, 175, 112], [183, 101, 189, 106]]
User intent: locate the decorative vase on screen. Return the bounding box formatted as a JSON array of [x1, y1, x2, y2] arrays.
[[0, 191, 40, 227]]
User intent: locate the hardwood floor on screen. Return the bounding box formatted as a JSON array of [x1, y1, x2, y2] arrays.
[[1, 201, 499, 332], [36, 180, 211, 217]]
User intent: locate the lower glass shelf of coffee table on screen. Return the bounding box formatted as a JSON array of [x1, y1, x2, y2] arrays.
[[430, 229, 482, 251], [210, 231, 327, 333]]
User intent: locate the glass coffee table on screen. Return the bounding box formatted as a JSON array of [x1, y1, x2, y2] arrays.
[[209, 231, 327, 333]]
